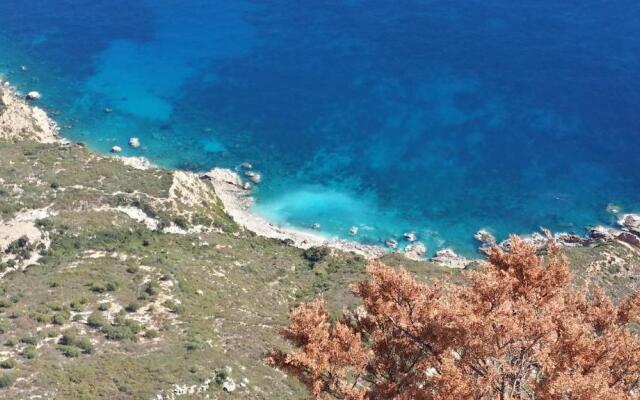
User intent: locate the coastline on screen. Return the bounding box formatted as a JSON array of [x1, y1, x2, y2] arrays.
[[0, 79, 386, 260], [202, 168, 386, 259], [2, 78, 638, 265]]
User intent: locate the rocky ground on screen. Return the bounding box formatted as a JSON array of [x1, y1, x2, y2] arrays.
[[0, 85, 639, 399]]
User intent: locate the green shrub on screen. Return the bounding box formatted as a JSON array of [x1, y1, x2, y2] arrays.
[[163, 300, 184, 314], [52, 312, 67, 325], [123, 319, 143, 334], [87, 311, 108, 329], [59, 329, 78, 346], [0, 359, 16, 369], [126, 265, 140, 274], [105, 325, 135, 341], [173, 216, 189, 229], [20, 336, 38, 346], [0, 373, 13, 388], [5, 236, 32, 258], [105, 282, 118, 292], [89, 283, 107, 293], [125, 302, 141, 313], [185, 339, 205, 352], [75, 337, 94, 354], [302, 246, 331, 263], [97, 302, 110, 311], [58, 329, 93, 355], [22, 346, 37, 359], [144, 280, 160, 296], [69, 301, 83, 312], [144, 329, 159, 339], [47, 302, 64, 311], [35, 219, 54, 230], [58, 345, 80, 358]]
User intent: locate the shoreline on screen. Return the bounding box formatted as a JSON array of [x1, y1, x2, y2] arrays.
[[201, 168, 386, 259], [2, 78, 638, 264], [0, 78, 387, 260]]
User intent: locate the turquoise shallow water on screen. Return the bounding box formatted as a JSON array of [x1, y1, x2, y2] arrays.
[[1, 0, 639, 255]]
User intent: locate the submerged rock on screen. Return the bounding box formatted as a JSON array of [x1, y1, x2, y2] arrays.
[[128, 137, 141, 148], [606, 203, 622, 215], [403, 232, 417, 242], [26, 91, 42, 101], [242, 181, 252, 191], [244, 170, 261, 184], [404, 242, 426, 261], [249, 174, 261, 184], [104, 107, 113, 113], [110, 146, 122, 154], [239, 162, 253, 170], [385, 239, 398, 249], [311, 223, 321, 230], [349, 226, 359, 236]]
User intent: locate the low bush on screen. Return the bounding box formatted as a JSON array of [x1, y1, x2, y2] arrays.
[[0, 359, 16, 369], [0, 373, 13, 388], [58, 345, 81, 358], [87, 311, 108, 329], [302, 246, 331, 263]]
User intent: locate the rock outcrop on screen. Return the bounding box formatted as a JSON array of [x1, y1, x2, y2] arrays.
[[431, 248, 469, 269], [404, 242, 426, 261], [0, 85, 59, 143]]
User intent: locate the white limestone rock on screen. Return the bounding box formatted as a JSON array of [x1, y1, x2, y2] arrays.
[[26, 91, 42, 101], [404, 242, 426, 261], [128, 137, 141, 148]]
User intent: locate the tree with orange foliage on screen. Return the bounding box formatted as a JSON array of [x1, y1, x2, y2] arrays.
[[267, 233, 640, 399]]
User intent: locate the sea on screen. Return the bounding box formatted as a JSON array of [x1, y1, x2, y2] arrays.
[[1, 0, 639, 256]]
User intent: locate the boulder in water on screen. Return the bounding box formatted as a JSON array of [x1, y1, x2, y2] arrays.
[[349, 226, 359, 236], [26, 91, 42, 101], [128, 137, 141, 148], [403, 232, 417, 242], [385, 239, 398, 249], [244, 170, 262, 184], [110, 146, 122, 154]]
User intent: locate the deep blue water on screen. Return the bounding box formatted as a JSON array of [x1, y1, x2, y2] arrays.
[[1, 0, 639, 255]]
